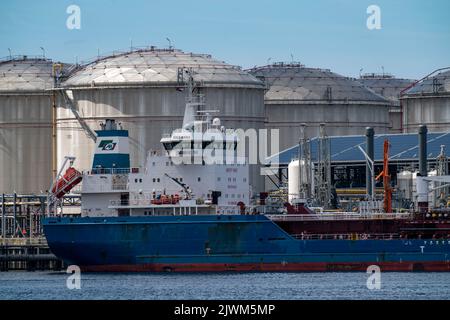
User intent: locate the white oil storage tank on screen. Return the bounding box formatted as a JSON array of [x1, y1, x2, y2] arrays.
[[288, 159, 314, 203], [357, 73, 415, 133], [58, 47, 266, 192], [401, 68, 450, 133], [0, 56, 54, 194], [397, 170, 414, 201], [248, 62, 391, 151]]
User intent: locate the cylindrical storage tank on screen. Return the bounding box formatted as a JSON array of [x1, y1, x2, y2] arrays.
[[58, 48, 266, 191], [397, 170, 413, 200], [401, 69, 450, 133], [357, 73, 415, 133], [412, 170, 437, 210], [288, 159, 300, 203], [0, 57, 54, 194], [248, 62, 391, 150], [287, 159, 313, 203]]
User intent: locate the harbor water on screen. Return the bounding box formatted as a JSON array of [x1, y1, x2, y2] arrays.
[[1, 271, 450, 300]]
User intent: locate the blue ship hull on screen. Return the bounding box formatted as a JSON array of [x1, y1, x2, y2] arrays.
[[43, 215, 450, 272]]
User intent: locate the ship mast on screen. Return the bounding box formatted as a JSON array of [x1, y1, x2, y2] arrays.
[[376, 139, 392, 213], [177, 67, 205, 130]]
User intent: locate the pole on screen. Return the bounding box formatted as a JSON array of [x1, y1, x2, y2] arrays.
[[365, 127, 374, 200], [13, 193, 17, 237], [417, 125, 428, 213], [29, 205, 32, 240], [1, 194, 5, 238], [51, 64, 59, 179], [52, 91, 57, 179], [419, 125, 428, 177]]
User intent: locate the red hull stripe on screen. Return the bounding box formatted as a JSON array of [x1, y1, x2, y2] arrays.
[[81, 262, 450, 272]]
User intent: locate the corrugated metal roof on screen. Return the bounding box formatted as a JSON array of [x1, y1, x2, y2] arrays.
[[63, 48, 263, 88], [247, 63, 388, 103], [357, 75, 415, 106], [0, 57, 54, 92], [405, 69, 450, 95], [267, 132, 450, 165]]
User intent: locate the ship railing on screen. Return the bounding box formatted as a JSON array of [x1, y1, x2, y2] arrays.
[[76, 182, 129, 193], [111, 184, 128, 191], [266, 212, 413, 222], [110, 199, 151, 206], [148, 150, 164, 156], [70, 185, 83, 194], [291, 233, 402, 240], [84, 167, 140, 175], [215, 206, 242, 215], [109, 199, 203, 207]]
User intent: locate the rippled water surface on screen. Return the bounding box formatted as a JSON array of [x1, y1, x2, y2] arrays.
[[1, 271, 449, 300]]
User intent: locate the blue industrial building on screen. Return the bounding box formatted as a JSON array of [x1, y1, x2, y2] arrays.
[[265, 132, 450, 189]]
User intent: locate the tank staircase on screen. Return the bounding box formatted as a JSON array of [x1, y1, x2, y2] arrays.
[[60, 90, 97, 142]]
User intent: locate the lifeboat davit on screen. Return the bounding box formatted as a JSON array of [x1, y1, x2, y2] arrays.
[[51, 167, 82, 198]]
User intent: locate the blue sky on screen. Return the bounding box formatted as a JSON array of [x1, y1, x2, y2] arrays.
[[0, 0, 449, 79]]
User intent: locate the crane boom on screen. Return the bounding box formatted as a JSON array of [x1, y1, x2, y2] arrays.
[[375, 139, 392, 213], [164, 173, 192, 198]]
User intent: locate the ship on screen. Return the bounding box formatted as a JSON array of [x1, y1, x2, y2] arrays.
[[43, 69, 450, 272]]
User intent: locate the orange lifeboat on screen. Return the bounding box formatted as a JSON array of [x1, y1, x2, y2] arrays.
[[172, 194, 180, 204], [51, 167, 82, 198], [161, 195, 171, 205]]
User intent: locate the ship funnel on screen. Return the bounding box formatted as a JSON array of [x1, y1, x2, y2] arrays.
[[418, 125, 428, 177], [92, 121, 130, 171], [417, 125, 428, 213]]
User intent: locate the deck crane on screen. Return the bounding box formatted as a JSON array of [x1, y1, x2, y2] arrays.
[[164, 173, 193, 199], [375, 139, 392, 213]]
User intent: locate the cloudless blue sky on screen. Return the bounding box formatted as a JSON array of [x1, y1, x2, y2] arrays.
[[0, 0, 449, 79]]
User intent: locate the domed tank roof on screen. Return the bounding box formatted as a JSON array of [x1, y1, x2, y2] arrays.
[[404, 69, 450, 96], [357, 73, 415, 106], [248, 62, 389, 104], [63, 48, 264, 89], [0, 56, 54, 92]]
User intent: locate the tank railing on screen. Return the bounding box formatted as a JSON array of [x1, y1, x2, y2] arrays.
[[0, 237, 48, 246], [0, 54, 49, 63], [74, 45, 237, 70], [267, 212, 413, 221], [291, 233, 401, 240]]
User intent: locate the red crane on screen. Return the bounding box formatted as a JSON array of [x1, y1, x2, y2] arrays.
[[376, 139, 392, 213]]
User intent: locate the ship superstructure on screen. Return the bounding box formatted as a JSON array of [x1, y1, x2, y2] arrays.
[[76, 68, 250, 217]]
